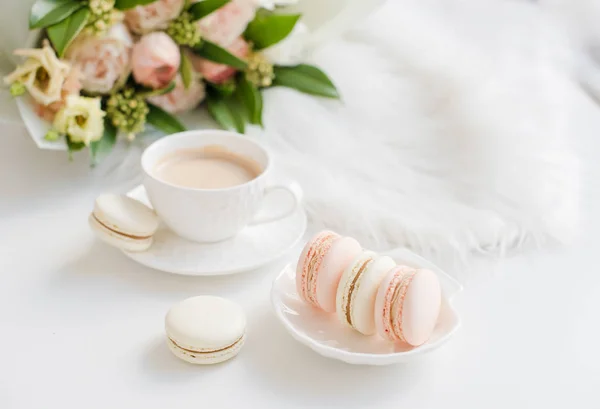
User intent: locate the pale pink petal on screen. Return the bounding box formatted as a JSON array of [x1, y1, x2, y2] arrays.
[[148, 74, 206, 114], [125, 0, 185, 34], [189, 37, 249, 84], [132, 32, 181, 89], [196, 0, 259, 47]]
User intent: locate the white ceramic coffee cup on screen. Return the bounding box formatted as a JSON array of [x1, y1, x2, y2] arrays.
[[141, 130, 302, 243]]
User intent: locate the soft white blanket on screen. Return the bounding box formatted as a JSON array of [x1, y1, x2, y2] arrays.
[[2, 0, 598, 260], [259, 0, 593, 257]]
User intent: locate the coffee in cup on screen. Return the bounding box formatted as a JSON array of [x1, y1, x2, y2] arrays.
[[142, 131, 302, 243], [153, 145, 263, 190]]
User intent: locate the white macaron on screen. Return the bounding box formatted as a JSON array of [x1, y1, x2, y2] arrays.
[[165, 296, 247, 365], [336, 253, 396, 335], [89, 193, 159, 252]]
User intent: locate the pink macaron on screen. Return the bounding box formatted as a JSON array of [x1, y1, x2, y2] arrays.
[[374, 265, 442, 346], [296, 231, 362, 313]]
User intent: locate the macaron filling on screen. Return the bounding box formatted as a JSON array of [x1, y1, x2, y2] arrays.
[[390, 270, 417, 343], [343, 257, 374, 328], [381, 266, 416, 342], [301, 232, 338, 307], [92, 213, 152, 240], [168, 334, 245, 356]]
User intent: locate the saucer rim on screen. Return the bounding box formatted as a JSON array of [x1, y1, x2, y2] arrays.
[[122, 185, 308, 276]]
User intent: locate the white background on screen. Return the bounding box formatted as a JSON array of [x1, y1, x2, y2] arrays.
[[1, 95, 600, 409]]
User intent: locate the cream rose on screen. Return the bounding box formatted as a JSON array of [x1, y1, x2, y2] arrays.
[[65, 23, 133, 95], [196, 0, 259, 47], [3, 42, 71, 106], [124, 0, 185, 34], [132, 32, 180, 89], [148, 73, 206, 114], [34, 66, 83, 122], [54, 95, 106, 145]]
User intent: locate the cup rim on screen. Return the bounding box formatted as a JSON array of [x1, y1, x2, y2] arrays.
[[141, 129, 271, 192]]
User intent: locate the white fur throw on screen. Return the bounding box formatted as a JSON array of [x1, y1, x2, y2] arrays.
[[257, 0, 583, 257]]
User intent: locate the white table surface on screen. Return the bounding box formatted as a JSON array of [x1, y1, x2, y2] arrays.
[[2, 96, 600, 409]]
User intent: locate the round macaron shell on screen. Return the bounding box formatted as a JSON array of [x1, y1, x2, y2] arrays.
[[93, 193, 159, 237], [315, 236, 362, 312], [165, 296, 246, 364], [400, 269, 441, 346], [336, 250, 377, 330], [89, 214, 153, 252], [295, 231, 339, 305], [351, 255, 396, 335], [167, 334, 246, 365]]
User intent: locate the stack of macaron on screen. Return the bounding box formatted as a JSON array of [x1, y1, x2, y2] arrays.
[[296, 231, 442, 347]]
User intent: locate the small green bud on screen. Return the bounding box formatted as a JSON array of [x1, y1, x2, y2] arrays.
[[245, 53, 274, 88], [166, 12, 202, 47], [44, 130, 60, 142], [9, 82, 26, 97], [106, 87, 148, 138]]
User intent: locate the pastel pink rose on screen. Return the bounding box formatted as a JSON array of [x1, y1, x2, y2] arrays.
[[148, 74, 206, 114], [196, 0, 259, 47], [189, 37, 249, 84], [132, 32, 181, 89], [124, 0, 185, 34], [65, 23, 133, 94]]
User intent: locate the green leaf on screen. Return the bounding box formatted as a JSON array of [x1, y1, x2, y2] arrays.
[[29, 0, 83, 29], [273, 64, 340, 99], [207, 81, 236, 97], [47, 7, 89, 57], [207, 95, 245, 133], [244, 12, 300, 50], [193, 41, 247, 70], [138, 81, 176, 98], [188, 0, 230, 21], [66, 136, 85, 161], [180, 52, 194, 90], [89, 119, 117, 167], [147, 103, 187, 135], [236, 76, 263, 126], [114, 0, 158, 10]]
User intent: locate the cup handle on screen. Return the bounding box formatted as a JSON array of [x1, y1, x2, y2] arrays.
[[250, 181, 303, 225]]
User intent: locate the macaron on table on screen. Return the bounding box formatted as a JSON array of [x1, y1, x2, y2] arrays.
[[165, 296, 247, 365]]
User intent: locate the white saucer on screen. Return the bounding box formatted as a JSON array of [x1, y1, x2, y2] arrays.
[[270, 248, 462, 365], [124, 185, 307, 276]]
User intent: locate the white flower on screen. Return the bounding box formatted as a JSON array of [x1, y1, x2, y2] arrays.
[[260, 0, 298, 10], [54, 95, 106, 145], [3, 42, 71, 106], [261, 22, 308, 66], [65, 23, 133, 95]]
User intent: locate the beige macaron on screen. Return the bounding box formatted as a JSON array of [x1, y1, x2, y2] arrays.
[[89, 193, 159, 252], [165, 296, 247, 365]]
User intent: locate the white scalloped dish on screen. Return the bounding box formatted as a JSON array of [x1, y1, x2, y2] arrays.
[[270, 248, 462, 365]]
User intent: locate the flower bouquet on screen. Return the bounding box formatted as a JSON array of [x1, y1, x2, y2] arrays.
[[3, 0, 339, 165]]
